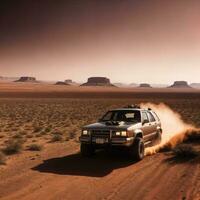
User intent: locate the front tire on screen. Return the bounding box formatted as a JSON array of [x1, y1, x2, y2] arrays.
[[80, 143, 95, 156], [129, 137, 145, 161]]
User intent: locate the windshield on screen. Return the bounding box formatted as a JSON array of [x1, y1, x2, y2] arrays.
[[100, 110, 141, 123]]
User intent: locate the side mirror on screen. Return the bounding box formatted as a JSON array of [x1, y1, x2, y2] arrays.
[[142, 119, 149, 125]]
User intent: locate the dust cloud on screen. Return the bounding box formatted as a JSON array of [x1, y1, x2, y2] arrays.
[[140, 103, 198, 155]]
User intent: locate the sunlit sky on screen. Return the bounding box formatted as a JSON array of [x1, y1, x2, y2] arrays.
[[0, 0, 200, 84]]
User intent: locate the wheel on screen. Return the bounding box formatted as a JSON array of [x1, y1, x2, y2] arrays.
[[154, 130, 162, 145], [80, 143, 95, 156], [129, 137, 145, 161]]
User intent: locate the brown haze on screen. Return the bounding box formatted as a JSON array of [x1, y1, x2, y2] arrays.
[[0, 0, 200, 83]]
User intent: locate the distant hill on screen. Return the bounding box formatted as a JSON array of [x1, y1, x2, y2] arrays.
[[15, 77, 38, 83], [55, 81, 70, 85], [169, 81, 191, 88], [139, 83, 152, 88], [190, 83, 200, 88], [81, 77, 115, 87]]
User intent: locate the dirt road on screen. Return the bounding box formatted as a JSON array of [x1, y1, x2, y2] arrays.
[[0, 142, 199, 200]]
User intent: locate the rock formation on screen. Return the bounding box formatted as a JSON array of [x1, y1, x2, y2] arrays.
[[139, 83, 152, 88], [169, 81, 191, 88], [55, 81, 70, 85], [65, 79, 72, 84], [81, 77, 115, 86], [15, 77, 37, 82]]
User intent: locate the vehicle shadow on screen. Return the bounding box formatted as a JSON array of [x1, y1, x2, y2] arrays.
[[32, 150, 136, 177]]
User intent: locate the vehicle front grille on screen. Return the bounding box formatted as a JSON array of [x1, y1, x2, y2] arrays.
[[91, 130, 111, 138]]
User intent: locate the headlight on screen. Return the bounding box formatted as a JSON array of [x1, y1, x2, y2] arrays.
[[116, 131, 121, 136], [121, 131, 127, 136], [82, 130, 89, 135], [113, 131, 127, 137]]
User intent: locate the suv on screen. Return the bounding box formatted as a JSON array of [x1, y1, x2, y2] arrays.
[[79, 105, 162, 160]]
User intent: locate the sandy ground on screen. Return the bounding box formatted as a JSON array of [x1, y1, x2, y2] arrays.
[[0, 141, 199, 200]]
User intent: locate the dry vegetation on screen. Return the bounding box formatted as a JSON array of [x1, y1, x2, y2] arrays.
[[0, 97, 199, 164]]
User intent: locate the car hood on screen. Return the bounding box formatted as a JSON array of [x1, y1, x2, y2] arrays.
[[83, 122, 140, 131]]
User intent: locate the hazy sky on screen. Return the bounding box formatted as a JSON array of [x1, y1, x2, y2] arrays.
[[0, 0, 200, 84]]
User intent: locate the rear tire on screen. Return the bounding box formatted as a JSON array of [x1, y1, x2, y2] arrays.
[[80, 143, 95, 157], [129, 137, 145, 161]]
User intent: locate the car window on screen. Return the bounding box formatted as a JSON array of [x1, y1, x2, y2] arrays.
[[142, 112, 149, 123], [102, 111, 113, 121], [125, 113, 135, 119], [152, 111, 160, 121], [101, 110, 141, 122], [147, 112, 156, 122]]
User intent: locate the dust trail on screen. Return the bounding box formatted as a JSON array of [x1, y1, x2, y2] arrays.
[[140, 103, 199, 156]]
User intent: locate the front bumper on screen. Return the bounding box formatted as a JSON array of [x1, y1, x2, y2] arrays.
[[79, 136, 134, 147]]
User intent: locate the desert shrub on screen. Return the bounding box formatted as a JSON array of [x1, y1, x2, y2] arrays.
[[51, 134, 63, 142], [19, 130, 27, 135], [0, 151, 6, 165], [69, 132, 76, 139], [35, 133, 42, 137], [12, 133, 23, 139], [34, 126, 43, 133], [172, 144, 198, 159], [39, 131, 47, 136], [52, 130, 63, 135], [3, 139, 23, 155], [45, 127, 51, 133], [27, 143, 43, 151], [26, 134, 33, 138], [0, 134, 4, 138], [186, 131, 200, 142], [11, 127, 18, 131]]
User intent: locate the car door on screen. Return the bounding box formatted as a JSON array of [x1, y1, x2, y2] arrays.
[[141, 111, 152, 142], [146, 111, 157, 140]]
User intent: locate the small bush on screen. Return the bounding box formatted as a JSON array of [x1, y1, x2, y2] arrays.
[[51, 134, 63, 142], [45, 127, 51, 133], [19, 130, 27, 136], [3, 139, 23, 155], [173, 144, 198, 159], [26, 134, 33, 138], [12, 133, 23, 139], [69, 132, 76, 139], [0, 134, 4, 138], [40, 131, 47, 136], [0, 152, 6, 165], [34, 126, 43, 133], [27, 143, 43, 151], [52, 130, 63, 135], [35, 133, 42, 137]]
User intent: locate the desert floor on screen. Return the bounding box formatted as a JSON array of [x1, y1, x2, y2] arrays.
[[0, 82, 199, 200], [0, 141, 200, 200]]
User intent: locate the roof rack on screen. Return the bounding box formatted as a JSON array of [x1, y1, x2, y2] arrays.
[[124, 104, 141, 109]]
